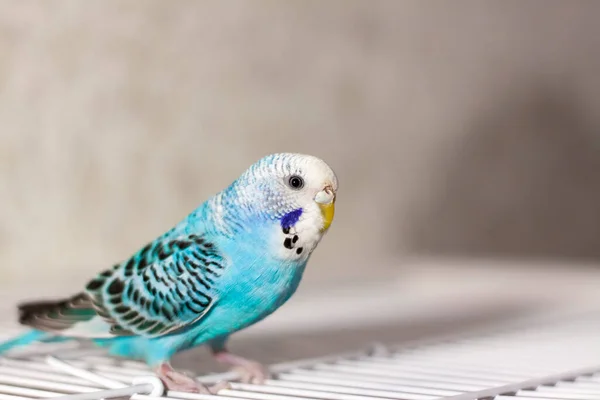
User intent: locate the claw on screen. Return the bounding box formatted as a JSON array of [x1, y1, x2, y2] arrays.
[[233, 362, 269, 384], [156, 363, 229, 394], [213, 350, 270, 384]]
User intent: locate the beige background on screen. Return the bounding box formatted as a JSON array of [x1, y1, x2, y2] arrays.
[[1, 1, 600, 290]]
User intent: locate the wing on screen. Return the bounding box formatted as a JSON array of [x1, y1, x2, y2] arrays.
[[19, 234, 227, 338]]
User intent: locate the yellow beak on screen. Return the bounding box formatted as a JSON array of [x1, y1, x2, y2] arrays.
[[315, 186, 335, 232], [319, 201, 335, 232]]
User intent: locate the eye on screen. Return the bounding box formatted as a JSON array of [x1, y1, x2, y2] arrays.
[[287, 175, 304, 190]]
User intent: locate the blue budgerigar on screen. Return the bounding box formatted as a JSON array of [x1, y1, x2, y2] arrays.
[[0, 153, 338, 393]]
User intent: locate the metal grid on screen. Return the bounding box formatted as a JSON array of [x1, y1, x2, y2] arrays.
[[2, 311, 600, 400]]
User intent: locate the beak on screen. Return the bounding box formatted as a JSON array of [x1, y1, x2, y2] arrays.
[[314, 185, 335, 232]]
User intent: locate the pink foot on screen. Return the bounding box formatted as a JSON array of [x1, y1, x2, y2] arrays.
[[212, 350, 269, 384], [155, 363, 230, 394]]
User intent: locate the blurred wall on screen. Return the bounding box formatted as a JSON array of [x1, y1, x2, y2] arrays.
[[1, 1, 600, 289]]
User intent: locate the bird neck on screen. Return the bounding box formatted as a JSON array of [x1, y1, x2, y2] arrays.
[[185, 181, 257, 237]]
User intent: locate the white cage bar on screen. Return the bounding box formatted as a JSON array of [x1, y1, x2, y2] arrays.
[[1, 310, 600, 400]]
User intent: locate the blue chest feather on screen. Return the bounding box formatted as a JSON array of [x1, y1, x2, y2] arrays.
[[94, 208, 309, 366]]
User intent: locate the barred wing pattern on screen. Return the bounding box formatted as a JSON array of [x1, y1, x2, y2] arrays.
[[19, 234, 226, 339], [87, 234, 226, 337]]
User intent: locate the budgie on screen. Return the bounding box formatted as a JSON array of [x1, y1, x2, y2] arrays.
[[0, 153, 338, 393]]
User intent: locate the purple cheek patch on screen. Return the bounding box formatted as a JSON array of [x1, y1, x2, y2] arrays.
[[281, 208, 303, 230]]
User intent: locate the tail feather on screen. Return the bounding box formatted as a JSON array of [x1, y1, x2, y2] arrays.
[[0, 294, 102, 355], [0, 330, 50, 354], [18, 293, 97, 332]]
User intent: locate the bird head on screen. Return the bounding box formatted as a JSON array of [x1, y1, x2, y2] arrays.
[[246, 153, 338, 232], [217, 153, 338, 251]]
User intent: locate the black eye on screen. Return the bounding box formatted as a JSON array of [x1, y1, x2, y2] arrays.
[[288, 175, 304, 190]]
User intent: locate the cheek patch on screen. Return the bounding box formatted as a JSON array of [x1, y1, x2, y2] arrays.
[[280, 208, 303, 231]]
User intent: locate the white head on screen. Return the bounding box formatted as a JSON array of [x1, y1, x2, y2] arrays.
[[242, 153, 337, 225], [216, 153, 338, 259]]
